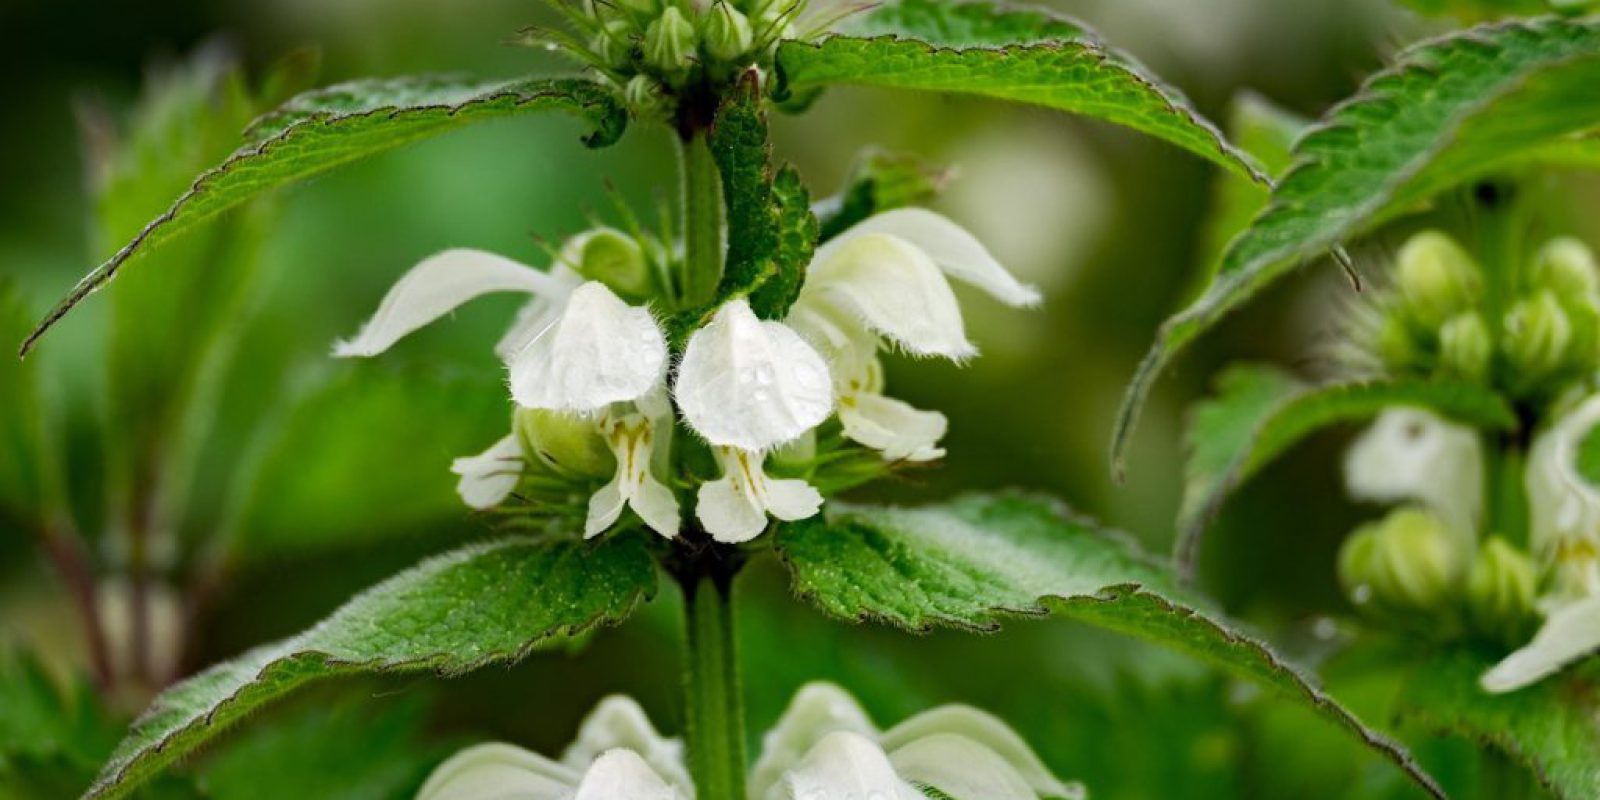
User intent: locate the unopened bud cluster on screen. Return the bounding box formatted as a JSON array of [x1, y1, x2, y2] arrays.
[[1362, 230, 1600, 400], [541, 0, 803, 119]]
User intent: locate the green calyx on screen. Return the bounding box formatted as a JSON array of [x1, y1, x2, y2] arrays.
[[1363, 229, 1600, 402], [560, 227, 657, 301], [515, 407, 614, 479], [1465, 536, 1539, 645], [1338, 507, 1466, 615]]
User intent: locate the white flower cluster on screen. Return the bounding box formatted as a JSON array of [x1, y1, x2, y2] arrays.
[[1341, 399, 1600, 692], [336, 209, 1035, 543], [416, 683, 1078, 800]]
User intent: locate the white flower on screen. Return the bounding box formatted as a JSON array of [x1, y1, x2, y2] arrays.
[[335, 247, 668, 414], [785, 208, 1038, 462], [451, 434, 524, 510], [587, 393, 681, 539], [749, 683, 1080, 800], [675, 298, 834, 452], [417, 696, 691, 800], [1483, 394, 1600, 693], [695, 447, 823, 543], [1344, 408, 1483, 557]]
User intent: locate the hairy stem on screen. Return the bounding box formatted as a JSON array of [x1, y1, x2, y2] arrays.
[[40, 520, 113, 690], [678, 129, 725, 308], [681, 564, 747, 799]]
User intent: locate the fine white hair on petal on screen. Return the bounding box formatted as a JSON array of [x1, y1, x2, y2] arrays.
[[415, 742, 580, 800], [817, 207, 1042, 307], [334, 248, 573, 358], [1481, 594, 1600, 693], [1344, 407, 1483, 554], [881, 706, 1079, 798], [675, 299, 834, 451], [571, 749, 685, 800], [776, 731, 924, 800], [449, 435, 523, 510], [749, 683, 878, 800], [509, 282, 669, 413], [802, 233, 976, 360], [1527, 393, 1600, 558], [839, 393, 948, 462], [562, 697, 691, 793], [888, 733, 1039, 800]]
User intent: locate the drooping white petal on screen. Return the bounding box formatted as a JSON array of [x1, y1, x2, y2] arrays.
[[335, 249, 573, 358], [563, 697, 691, 794], [749, 683, 879, 800], [586, 412, 680, 539], [888, 733, 1039, 800], [775, 731, 923, 800], [494, 265, 586, 361], [1344, 408, 1482, 552], [695, 448, 823, 544], [1482, 594, 1600, 693], [450, 435, 523, 510], [818, 208, 1041, 307], [417, 743, 580, 800], [509, 282, 668, 413], [571, 749, 685, 800], [839, 392, 948, 462], [800, 233, 975, 360], [1527, 394, 1600, 558], [881, 706, 1076, 798], [675, 299, 833, 451]]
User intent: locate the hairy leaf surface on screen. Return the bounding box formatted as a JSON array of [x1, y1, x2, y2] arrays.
[[1399, 649, 1600, 800], [776, 495, 1445, 799], [86, 536, 656, 800], [23, 76, 626, 356], [1115, 18, 1600, 470], [775, 0, 1262, 181], [1177, 366, 1517, 572]]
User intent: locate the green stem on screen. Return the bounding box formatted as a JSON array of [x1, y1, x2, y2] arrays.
[[682, 565, 746, 800], [1485, 431, 1530, 548], [678, 129, 724, 307]]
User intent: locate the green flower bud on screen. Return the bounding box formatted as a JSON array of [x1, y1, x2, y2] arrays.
[[1503, 290, 1572, 380], [591, 19, 637, 70], [1373, 311, 1420, 371], [645, 7, 697, 74], [1396, 230, 1481, 327], [1533, 236, 1600, 302], [561, 227, 654, 300], [1338, 507, 1461, 613], [1466, 537, 1538, 643], [623, 74, 668, 118], [702, 3, 755, 62], [515, 408, 614, 478], [1439, 312, 1492, 382]]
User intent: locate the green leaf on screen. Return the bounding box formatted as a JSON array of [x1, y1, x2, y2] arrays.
[[1177, 366, 1518, 574], [86, 535, 657, 800], [775, 495, 1446, 799], [21, 76, 627, 357], [775, 0, 1264, 182], [1115, 17, 1600, 471], [707, 79, 818, 320], [1576, 418, 1600, 486], [1398, 648, 1600, 800], [0, 282, 57, 527], [814, 148, 951, 242]]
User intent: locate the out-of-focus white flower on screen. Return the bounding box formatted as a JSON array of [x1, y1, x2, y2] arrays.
[[675, 298, 834, 453], [785, 208, 1039, 463], [749, 683, 1081, 800], [416, 696, 691, 800], [694, 446, 823, 544], [1484, 394, 1600, 693], [1344, 407, 1483, 556]]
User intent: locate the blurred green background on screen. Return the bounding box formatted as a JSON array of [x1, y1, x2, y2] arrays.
[[0, 0, 1513, 797]]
